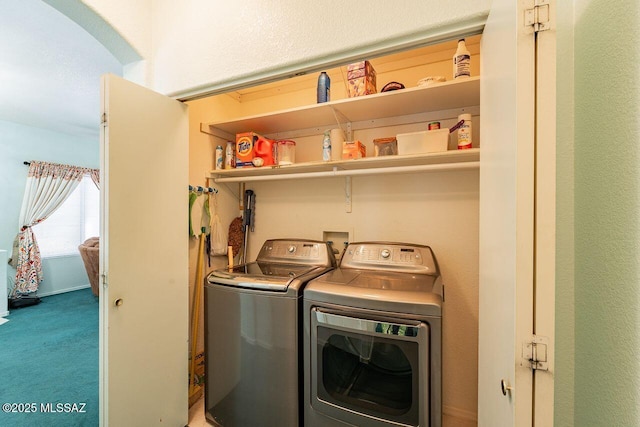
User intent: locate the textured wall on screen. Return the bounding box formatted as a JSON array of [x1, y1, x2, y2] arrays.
[[151, 0, 490, 97], [80, 0, 489, 96], [573, 0, 640, 425], [44, 0, 151, 63], [555, 0, 575, 425]]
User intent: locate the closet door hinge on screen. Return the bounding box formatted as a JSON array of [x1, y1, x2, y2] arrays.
[[521, 335, 549, 371], [101, 113, 107, 126], [525, 0, 550, 33]]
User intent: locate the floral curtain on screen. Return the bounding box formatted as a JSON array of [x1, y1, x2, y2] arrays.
[[89, 168, 100, 190], [10, 161, 94, 296]]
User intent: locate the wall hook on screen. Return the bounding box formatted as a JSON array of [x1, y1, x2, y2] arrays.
[[501, 379, 513, 396]]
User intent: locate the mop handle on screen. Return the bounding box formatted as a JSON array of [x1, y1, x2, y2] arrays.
[[243, 190, 254, 228]]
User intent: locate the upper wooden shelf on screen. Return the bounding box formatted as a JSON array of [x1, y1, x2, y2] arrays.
[[201, 77, 480, 138]]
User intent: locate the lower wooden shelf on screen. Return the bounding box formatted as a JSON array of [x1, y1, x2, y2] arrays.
[[208, 148, 480, 183]]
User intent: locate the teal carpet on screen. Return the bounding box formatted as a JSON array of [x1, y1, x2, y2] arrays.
[[0, 288, 98, 426]]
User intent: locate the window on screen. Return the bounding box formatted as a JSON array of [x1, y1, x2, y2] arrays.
[[33, 178, 99, 258]]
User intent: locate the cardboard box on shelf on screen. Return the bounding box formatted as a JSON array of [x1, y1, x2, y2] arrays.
[[347, 60, 377, 97], [373, 137, 398, 156], [342, 140, 367, 159]]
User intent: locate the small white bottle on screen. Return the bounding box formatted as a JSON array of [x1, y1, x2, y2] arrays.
[[322, 130, 332, 161], [457, 114, 472, 149], [225, 141, 235, 169], [453, 38, 471, 79]]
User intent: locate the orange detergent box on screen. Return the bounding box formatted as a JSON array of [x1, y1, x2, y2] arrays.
[[342, 140, 366, 159], [235, 132, 277, 168]]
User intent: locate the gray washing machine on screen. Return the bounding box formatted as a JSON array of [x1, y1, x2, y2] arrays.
[[303, 242, 443, 427], [204, 239, 336, 427]]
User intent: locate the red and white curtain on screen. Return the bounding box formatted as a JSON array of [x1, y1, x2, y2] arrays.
[[10, 161, 98, 296], [89, 168, 100, 189]]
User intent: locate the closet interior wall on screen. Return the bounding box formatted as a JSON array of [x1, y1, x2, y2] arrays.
[[187, 36, 481, 422]]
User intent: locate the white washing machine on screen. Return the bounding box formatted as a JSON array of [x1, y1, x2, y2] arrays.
[[303, 242, 443, 427]]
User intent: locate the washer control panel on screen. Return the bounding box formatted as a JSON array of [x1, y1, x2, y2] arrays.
[[341, 242, 438, 275], [256, 239, 336, 266]]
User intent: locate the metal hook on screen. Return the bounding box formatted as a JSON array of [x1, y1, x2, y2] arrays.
[[501, 379, 513, 396]]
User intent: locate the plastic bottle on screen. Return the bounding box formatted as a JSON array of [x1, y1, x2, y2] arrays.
[[317, 72, 330, 103], [457, 114, 472, 149], [225, 141, 235, 169], [453, 39, 471, 79], [322, 130, 332, 161], [215, 145, 223, 170]]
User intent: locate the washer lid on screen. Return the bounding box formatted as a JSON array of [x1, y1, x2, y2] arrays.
[[207, 262, 325, 291], [309, 268, 442, 293], [305, 268, 443, 316]]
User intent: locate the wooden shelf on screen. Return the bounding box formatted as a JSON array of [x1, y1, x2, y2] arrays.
[[203, 76, 480, 183], [209, 149, 480, 183], [201, 77, 480, 139]]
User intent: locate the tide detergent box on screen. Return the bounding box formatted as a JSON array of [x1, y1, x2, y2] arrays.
[[235, 132, 276, 168]]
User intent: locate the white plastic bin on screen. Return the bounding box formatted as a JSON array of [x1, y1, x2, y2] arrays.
[[397, 128, 449, 155]]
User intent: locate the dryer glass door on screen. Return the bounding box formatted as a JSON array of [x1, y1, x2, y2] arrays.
[[311, 308, 429, 427]]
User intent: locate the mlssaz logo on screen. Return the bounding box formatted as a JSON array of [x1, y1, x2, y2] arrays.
[[40, 402, 87, 413]]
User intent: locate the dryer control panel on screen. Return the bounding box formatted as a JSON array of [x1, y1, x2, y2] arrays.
[[341, 242, 439, 275]]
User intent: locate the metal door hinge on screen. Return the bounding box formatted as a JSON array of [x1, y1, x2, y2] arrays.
[[522, 335, 549, 371], [525, 0, 550, 32], [101, 113, 107, 126]]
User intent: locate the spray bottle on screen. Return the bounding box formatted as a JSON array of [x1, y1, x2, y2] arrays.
[[317, 72, 330, 103], [322, 130, 332, 161]]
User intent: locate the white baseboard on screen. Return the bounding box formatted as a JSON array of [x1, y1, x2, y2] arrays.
[[444, 405, 478, 422], [38, 284, 91, 298]]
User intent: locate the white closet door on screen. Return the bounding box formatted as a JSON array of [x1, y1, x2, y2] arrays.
[[533, 0, 557, 424], [99, 74, 189, 426], [478, 0, 536, 426]]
